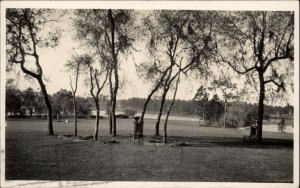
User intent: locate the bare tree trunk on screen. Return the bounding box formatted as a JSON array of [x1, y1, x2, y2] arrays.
[[70, 70, 79, 137], [140, 93, 153, 123], [224, 98, 227, 128], [108, 9, 119, 137], [72, 94, 78, 137], [93, 104, 100, 140], [163, 74, 180, 143], [108, 70, 113, 135], [112, 65, 118, 137], [37, 77, 54, 135], [112, 98, 117, 136], [140, 86, 159, 123], [257, 73, 265, 143], [155, 88, 168, 136]]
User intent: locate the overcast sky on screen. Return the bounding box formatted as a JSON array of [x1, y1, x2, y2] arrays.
[[3, 1, 298, 107]]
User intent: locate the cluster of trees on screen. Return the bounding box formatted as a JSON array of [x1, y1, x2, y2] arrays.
[[194, 87, 224, 126], [6, 9, 294, 143], [6, 86, 92, 118]]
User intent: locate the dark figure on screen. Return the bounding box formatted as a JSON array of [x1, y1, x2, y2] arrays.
[[278, 118, 285, 132]]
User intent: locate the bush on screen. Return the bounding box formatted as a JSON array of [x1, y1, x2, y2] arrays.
[[115, 114, 129, 119], [124, 109, 137, 117], [89, 115, 104, 119], [7, 114, 29, 119]]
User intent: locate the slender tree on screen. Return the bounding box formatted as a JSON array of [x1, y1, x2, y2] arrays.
[[85, 56, 108, 140], [74, 9, 135, 136], [66, 54, 87, 137], [163, 70, 181, 143], [6, 9, 62, 135], [216, 11, 294, 142]]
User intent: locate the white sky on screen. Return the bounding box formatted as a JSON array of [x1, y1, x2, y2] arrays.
[[3, 1, 298, 107]]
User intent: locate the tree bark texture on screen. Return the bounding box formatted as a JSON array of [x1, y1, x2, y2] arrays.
[[37, 77, 54, 135], [257, 72, 265, 143], [72, 94, 78, 137], [108, 9, 119, 137], [94, 106, 100, 140]]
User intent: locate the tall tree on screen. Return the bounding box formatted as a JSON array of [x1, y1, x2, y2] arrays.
[[216, 11, 294, 142], [6, 9, 62, 135], [140, 10, 215, 136], [74, 9, 135, 136]]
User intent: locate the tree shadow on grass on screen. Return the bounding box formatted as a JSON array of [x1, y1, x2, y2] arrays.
[[143, 135, 293, 149], [54, 134, 293, 149]]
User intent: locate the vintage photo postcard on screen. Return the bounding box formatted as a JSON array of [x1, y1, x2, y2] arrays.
[[0, 1, 299, 188]]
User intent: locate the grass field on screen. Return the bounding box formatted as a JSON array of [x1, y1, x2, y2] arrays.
[[5, 119, 294, 182]]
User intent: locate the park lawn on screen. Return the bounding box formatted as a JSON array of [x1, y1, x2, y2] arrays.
[[5, 119, 293, 182]]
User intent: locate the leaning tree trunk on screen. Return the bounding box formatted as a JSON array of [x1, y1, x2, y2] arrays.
[[257, 73, 265, 143], [163, 74, 180, 143], [140, 87, 159, 123], [37, 77, 54, 135], [155, 88, 168, 136]]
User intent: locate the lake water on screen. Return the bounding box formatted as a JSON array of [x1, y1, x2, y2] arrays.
[[95, 110, 293, 133], [95, 110, 200, 122]]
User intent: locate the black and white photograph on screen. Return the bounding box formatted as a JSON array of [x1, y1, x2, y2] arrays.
[[0, 1, 299, 188]]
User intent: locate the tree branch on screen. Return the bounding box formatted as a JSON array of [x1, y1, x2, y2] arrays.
[[89, 66, 96, 100], [264, 79, 284, 92], [217, 51, 256, 74], [275, 14, 293, 57], [20, 62, 39, 78]]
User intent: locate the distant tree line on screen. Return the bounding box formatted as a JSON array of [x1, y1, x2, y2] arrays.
[[6, 85, 293, 128], [5, 86, 92, 119]]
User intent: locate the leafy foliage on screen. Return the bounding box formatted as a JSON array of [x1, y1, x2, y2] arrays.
[[194, 87, 224, 126]]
